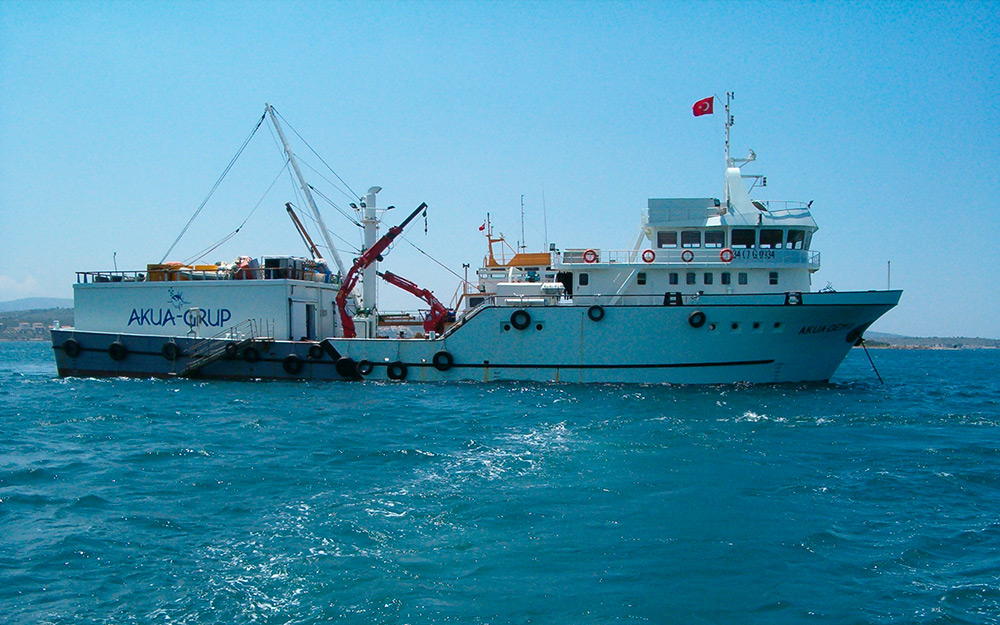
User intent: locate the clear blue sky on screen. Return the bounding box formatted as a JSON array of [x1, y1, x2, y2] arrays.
[[2, 0, 998, 338]]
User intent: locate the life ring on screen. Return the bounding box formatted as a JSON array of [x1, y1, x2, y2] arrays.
[[641, 249, 655, 263], [283, 354, 304, 375], [63, 338, 81, 358], [688, 310, 706, 328], [308, 344, 324, 359], [243, 346, 260, 363], [432, 350, 454, 372], [583, 249, 598, 264], [335, 356, 357, 378], [587, 305, 605, 322], [355, 359, 374, 376], [108, 341, 128, 361], [681, 249, 695, 263], [387, 361, 407, 380], [720, 248, 734, 263], [510, 309, 531, 330], [162, 342, 181, 361]]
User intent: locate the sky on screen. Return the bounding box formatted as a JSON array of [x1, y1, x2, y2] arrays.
[[1, 0, 998, 338]]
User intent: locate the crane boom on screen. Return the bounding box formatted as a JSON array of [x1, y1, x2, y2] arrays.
[[336, 202, 427, 338], [378, 271, 452, 334]]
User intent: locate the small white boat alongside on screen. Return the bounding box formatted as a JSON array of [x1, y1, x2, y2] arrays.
[[51, 97, 900, 384]]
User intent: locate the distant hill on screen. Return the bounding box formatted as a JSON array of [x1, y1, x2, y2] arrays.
[[865, 332, 1000, 349], [0, 297, 73, 312]]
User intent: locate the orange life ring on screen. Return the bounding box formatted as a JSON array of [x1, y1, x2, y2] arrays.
[[720, 248, 734, 263], [641, 249, 655, 263], [681, 250, 695, 263], [583, 249, 598, 264]]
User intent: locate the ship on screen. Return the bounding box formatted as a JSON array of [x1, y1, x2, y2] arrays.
[[50, 97, 900, 384]]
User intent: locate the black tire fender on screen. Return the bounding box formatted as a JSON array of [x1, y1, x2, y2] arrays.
[[510, 309, 531, 330], [432, 350, 454, 372], [63, 338, 82, 358], [587, 305, 605, 322], [688, 311, 707, 328], [387, 361, 407, 380], [162, 342, 181, 361], [108, 341, 128, 361], [283, 354, 304, 375]]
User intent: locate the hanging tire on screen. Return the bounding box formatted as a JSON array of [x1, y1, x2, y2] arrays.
[[510, 309, 531, 330], [243, 346, 260, 363], [283, 354, 304, 375], [162, 342, 181, 361], [335, 356, 357, 378], [355, 359, 374, 376], [224, 343, 238, 357], [587, 305, 605, 322], [308, 344, 324, 359], [387, 361, 407, 380], [688, 311, 706, 328], [108, 341, 128, 361], [63, 338, 81, 358], [432, 350, 453, 372]]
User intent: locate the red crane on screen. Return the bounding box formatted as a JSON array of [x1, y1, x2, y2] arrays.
[[335, 202, 427, 338], [378, 271, 452, 335]]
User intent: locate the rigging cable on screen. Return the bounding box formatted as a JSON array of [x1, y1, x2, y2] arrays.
[[159, 111, 267, 263], [182, 158, 291, 265], [273, 107, 360, 202], [400, 235, 474, 288]]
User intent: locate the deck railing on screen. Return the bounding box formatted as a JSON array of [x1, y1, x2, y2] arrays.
[[562, 248, 820, 267]]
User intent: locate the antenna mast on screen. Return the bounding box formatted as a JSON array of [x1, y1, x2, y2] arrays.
[[725, 91, 734, 164], [519, 194, 526, 253]]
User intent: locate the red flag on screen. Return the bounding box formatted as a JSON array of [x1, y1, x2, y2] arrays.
[[692, 96, 714, 117], [478, 222, 486, 231]]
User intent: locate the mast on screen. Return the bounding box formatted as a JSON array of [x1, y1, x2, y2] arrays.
[[725, 91, 734, 165], [265, 104, 352, 291]]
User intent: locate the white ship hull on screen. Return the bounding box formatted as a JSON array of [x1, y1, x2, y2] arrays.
[[51, 290, 900, 384]]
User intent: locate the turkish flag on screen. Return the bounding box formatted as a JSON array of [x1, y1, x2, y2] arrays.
[[692, 96, 714, 117]]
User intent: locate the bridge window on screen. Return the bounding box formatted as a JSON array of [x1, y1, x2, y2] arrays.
[[704, 230, 725, 248], [731, 229, 755, 248], [787, 230, 806, 250], [637, 272, 647, 286], [681, 231, 701, 248], [759, 229, 783, 249], [669, 273, 679, 285], [703, 273, 713, 285], [657, 231, 677, 248], [721, 272, 731, 285], [686, 272, 696, 285]]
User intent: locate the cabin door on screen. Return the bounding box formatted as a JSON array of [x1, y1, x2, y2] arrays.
[[289, 300, 315, 341], [556, 272, 574, 298]]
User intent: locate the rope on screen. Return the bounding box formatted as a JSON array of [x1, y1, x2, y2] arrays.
[[400, 236, 474, 287], [860, 339, 884, 384], [160, 112, 266, 263]]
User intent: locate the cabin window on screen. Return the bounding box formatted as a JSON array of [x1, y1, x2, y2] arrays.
[[669, 272, 679, 285], [704, 230, 725, 248], [787, 230, 806, 250], [769, 272, 779, 285], [731, 229, 755, 248], [657, 231, 678, 248], [703, 273, 713, 285], [686, 272, 696, 285], [637, 272, 647, 286], [804, 232, 813, 249], [759, 229, 783, 249], [579, 273, 589, 286], [681, 231, 701, 248], [738, 272, 748, 285], [721, 272, 731, 285]]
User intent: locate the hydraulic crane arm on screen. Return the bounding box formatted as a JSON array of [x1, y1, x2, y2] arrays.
[[336, 202, 427, 338], [378, 270, 452, 334]]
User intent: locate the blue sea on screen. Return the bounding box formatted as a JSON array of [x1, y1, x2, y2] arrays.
[[2, 342, 998, 624]]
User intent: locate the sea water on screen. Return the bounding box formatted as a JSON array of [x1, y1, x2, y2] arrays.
[[1, 342, 998, 624]]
